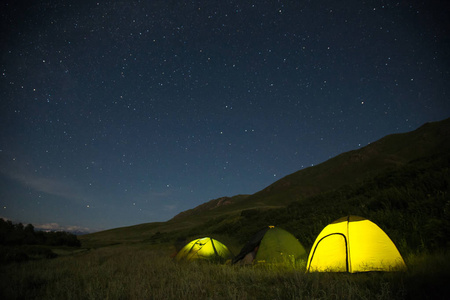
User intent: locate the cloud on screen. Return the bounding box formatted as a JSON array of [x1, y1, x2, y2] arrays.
[[1, 217, 95, 234], [20, 176, 81, 200], [163, 204, 177, 211], [0, 155, 86, 203], [34, 222, 94, 234], [34, 222, 60, 231]]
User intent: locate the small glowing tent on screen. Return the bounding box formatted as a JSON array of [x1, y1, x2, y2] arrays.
[[232, 226, 307, 265], [174, 237, 233, 263], [306, 216, 406, 273]]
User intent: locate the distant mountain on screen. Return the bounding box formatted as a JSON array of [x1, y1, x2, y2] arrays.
[[171, 196, 247, 221], [80, 118, 450, 248]]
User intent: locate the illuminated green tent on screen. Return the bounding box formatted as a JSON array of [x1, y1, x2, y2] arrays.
[[306, 216, 406, 273], [174, 237, 233, 263], [232, 226, 307, 265]]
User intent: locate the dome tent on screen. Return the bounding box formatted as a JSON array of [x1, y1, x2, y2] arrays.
[[232, 226, 307, 265], [306, 216, 406, 273], [174, 237, 233, 263]]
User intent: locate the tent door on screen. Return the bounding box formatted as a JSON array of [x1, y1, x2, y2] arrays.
[[308, 233, 348, 272]]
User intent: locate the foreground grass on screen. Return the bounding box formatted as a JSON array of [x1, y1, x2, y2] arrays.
[[0, 245, 448, 299]]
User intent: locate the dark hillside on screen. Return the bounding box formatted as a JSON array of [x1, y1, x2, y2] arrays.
[[209, 151, 450, 254], [164, 118, 450, 223], [244, 118, 450, 208], [171, 195, 250, 221], [79, 118, 450, 254]]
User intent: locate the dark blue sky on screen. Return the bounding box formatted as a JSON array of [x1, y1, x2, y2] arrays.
[[1, 1, 449, 232]]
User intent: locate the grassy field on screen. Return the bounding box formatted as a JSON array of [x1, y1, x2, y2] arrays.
[[2, 120, 448, 299], [1, 244, 448, 299]]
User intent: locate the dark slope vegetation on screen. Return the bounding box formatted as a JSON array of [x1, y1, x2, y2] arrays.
[[249, 118, 450, 207], [80, 118, 450, 253], [169, 117, 450, 218], [210, 152, 450, 254]]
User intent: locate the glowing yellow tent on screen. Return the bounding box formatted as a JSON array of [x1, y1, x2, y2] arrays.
[[174, 237, 233, 263], [232, 226, 307, 266], [306, 216, 406, 273]]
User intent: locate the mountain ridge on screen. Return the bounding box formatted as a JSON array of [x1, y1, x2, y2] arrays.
[[169, 118, 450, 221], [171, 195, 248, 221], [80, 118, 450, 247]]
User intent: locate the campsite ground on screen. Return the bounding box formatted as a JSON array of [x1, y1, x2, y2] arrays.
[[1, 243, 448, 299], [2, 121, 449, 299]]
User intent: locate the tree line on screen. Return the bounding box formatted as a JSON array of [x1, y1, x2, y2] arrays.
[[0, 219, 81, 247]]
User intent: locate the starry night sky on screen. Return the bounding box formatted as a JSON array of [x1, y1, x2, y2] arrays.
[[1, 1, 449, 232]]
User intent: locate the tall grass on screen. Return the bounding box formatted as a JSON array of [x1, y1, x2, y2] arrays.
[[1, 244, 448, 299]]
